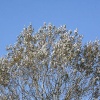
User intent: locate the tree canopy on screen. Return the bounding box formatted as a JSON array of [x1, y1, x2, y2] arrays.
[[0, 23, 100, 100]]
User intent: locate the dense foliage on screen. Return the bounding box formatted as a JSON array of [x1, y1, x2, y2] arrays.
[[0, 23, 100, 100]]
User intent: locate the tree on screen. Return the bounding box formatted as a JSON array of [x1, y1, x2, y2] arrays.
[[0, 23, 100, 100]]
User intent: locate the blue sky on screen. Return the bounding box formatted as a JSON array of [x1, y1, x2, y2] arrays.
[[0, 0, 100, 56]]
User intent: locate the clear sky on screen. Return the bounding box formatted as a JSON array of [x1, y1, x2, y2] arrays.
[[0, 0, 100, 56]]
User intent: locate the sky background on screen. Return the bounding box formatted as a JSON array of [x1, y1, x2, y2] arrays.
[[0, 0, 100, 57]]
